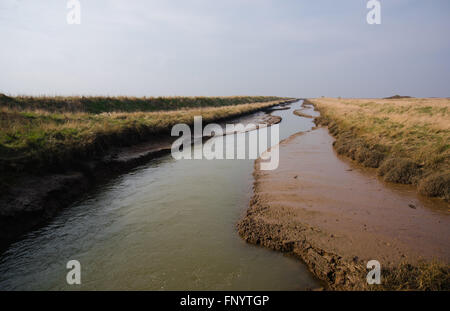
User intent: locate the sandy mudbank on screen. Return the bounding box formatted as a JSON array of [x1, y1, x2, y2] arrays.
[[238, 128, 449, 290], [293, 109, 314, 118]]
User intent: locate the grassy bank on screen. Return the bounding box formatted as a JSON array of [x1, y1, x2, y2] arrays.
[[0, 94, 281, 114], [0, 95, 291, 175], [308, 97, 450, 201]]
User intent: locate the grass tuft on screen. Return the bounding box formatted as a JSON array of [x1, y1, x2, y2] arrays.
[[378, 158, 421, 184], [380, 261, 450, 291], [418, 173, 450, 200]]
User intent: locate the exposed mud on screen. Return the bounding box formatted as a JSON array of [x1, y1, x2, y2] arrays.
[[238, 127, 449, 290], [293, 109, 314, 118], [264, 106, 291, 113]]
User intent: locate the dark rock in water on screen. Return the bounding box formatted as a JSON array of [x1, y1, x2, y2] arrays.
[[408, 204, 417, 209]]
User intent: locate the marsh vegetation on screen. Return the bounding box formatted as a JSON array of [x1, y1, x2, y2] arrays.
[[0, 95, 290, 175], [309, 97, 450, 201]]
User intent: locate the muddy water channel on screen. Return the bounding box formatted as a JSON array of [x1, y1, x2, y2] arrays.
[[0, 101, 322, 290]]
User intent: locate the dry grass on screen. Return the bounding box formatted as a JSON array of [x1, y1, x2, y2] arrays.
[[308, 97, 450, 200], [0, 96, 290, 174], [379, 261, 450, 291], [0, 94, 282, 114]]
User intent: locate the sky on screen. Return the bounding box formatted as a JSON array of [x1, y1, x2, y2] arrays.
[[0, 0, 449, 98]]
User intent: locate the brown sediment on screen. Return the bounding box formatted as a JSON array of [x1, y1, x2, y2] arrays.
[[214, 114, 282, 137], [238, 128, 450, 290], [293, 109, 314, 118], [260, 115, 282, 125], [0, 105, 287, 252]]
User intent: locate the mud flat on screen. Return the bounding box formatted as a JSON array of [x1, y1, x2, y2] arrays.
[[238, 127, 450, 290], [293, 109, 314, 118]]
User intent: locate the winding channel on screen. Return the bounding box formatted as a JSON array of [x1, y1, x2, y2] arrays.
[[0, 101, 321, 290]]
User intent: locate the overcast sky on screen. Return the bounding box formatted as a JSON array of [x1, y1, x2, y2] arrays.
[[1, 0, 449, 98]]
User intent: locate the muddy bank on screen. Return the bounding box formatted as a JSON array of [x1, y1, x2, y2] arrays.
[[238, 127, 449, 290], [0, 137, 173, 253], [0, 105, 288, 252], [264, 106, 291, 113], [293, 109, 314, 118]]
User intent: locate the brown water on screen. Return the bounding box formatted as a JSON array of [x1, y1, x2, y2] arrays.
[[0, 101, 322, 290]]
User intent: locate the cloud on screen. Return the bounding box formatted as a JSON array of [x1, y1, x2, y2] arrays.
[[0, 0, 449, 97]]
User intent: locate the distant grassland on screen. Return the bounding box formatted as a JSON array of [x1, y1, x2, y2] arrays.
[[0, 95, 290, 174], [0, 94, 281, 114], [309, 97, 450, 201]]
